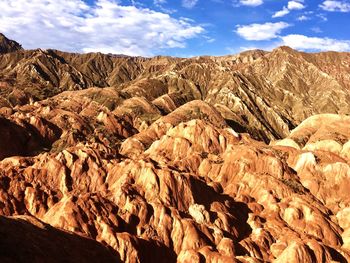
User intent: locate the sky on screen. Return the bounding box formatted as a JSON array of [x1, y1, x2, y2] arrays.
[[0, 0, 349, 57]]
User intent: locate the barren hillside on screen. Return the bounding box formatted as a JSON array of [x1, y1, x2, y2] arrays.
[[1, 34, 350, 262]]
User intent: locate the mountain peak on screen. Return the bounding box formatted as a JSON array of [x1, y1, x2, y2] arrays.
[[0, 33, 23, 54], [272, 45, 299, 55]]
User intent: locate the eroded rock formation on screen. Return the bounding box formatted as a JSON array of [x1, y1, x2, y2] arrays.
[[1, 34, 350, 262], [0, 33, 23, 54]]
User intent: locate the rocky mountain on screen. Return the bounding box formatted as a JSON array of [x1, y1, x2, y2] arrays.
[[0, 33, 23, 54], [1, 34, 350, 262], [1, 43, 349, 143]]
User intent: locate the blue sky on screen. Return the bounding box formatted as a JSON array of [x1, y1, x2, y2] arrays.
[[0, 0, 349, 56]]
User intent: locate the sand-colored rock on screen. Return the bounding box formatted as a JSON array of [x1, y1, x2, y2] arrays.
[[1, 34, 350, 262]]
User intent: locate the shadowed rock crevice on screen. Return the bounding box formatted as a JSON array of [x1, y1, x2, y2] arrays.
[[189, 176, 253, 241], [0, 215, 120, 263], [0, 117, 61, 160]]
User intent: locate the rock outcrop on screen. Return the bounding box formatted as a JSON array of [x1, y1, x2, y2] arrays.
[[0, 33, 23, 54]]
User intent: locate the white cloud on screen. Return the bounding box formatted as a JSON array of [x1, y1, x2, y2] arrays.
[[297, 15, 310, 21], [226, 42, 280, 54], [316, 13, 328, 21], [153, 0, 177, 13], [239, 46, 261, 51], [273, 7, 290, 17], [236, 22, 290, 41], [320, 0, 350, 12], [182, 0, 199, 8], [273, 0, 305, 18], [239, 0, 263, 6], [311, 27, 323, 33], [154, 0, 167, 4], [0, 0, 204, 56], [281, 34, 350, 51], [288, 1, 305, 10], [203, 36, 216, 43]]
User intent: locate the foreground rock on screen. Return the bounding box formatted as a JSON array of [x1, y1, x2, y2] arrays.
[[1, 104, 350, 262]]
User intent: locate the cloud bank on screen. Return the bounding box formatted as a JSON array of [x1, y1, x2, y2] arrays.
[[182, 0, 199, 9], [236, 22, 290, 41], [320, 0, 350, 12], [0, 0, 204, 56], [235, 21, 350, 52], [281, 34, 350, 51]]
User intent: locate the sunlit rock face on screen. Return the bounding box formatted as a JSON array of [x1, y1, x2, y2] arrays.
[[1, 34, 350, 262]]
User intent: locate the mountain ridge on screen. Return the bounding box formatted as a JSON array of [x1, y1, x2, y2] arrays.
[[1, 34, 349, 142], [0, 33, 23, 54]]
